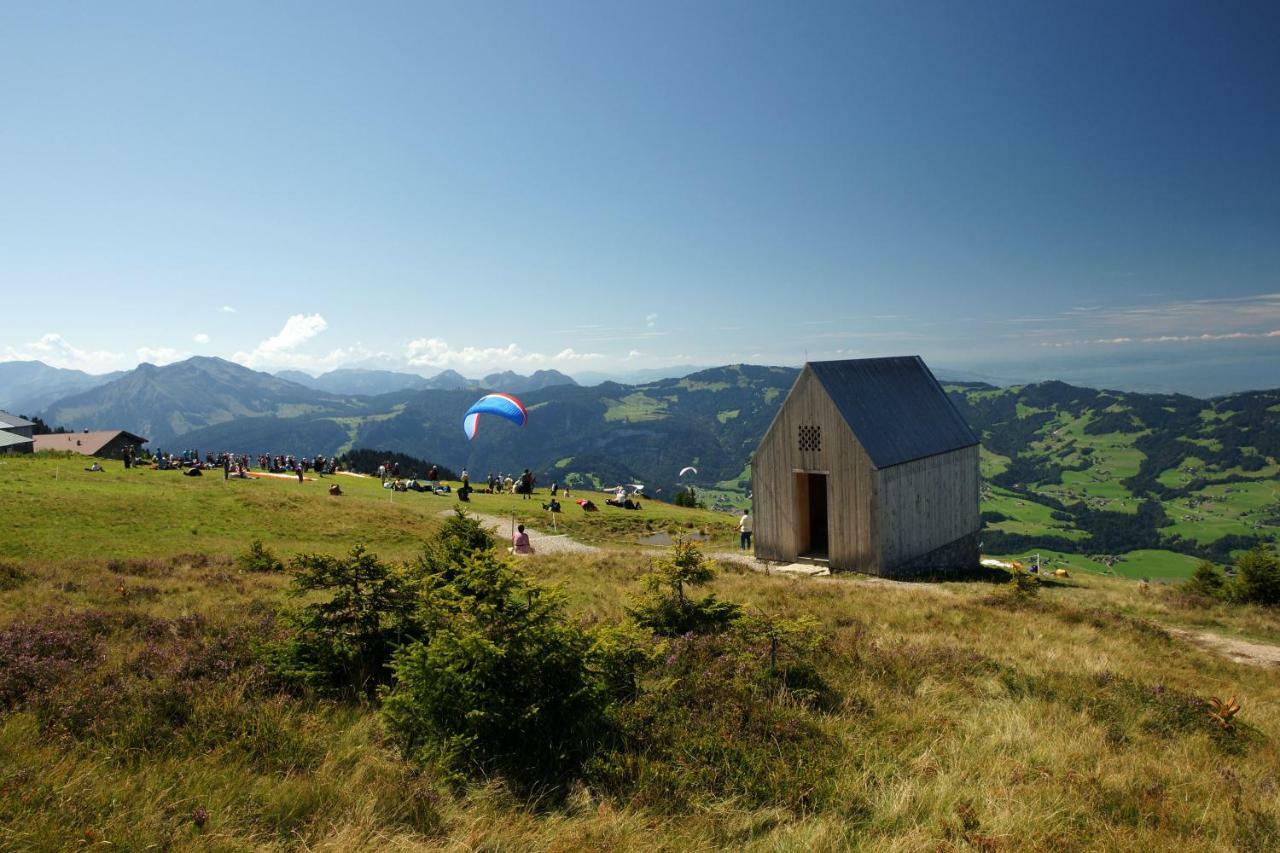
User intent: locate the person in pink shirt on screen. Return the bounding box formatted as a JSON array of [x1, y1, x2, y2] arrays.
[[511, 524, 534, 555]]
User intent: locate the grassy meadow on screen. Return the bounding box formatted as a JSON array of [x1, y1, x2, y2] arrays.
[[2, 453, 1280, 850]]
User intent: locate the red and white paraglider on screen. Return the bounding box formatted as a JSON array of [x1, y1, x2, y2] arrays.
[[462, 393, 528, 440]]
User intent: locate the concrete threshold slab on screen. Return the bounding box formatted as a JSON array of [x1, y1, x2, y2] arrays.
[[771, 563, 832, 577]]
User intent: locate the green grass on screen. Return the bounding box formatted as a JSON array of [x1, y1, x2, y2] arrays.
[[983, 486, 1086, 540], [602, 392, 668, 422], [4, 454, 1280, 848], [979, 446, 1011, 478], [1165, 480, 1280, 545]]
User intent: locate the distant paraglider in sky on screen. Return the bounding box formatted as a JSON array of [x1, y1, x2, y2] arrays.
[[462, 393, 528, 440], [678, 466, 698, 477]]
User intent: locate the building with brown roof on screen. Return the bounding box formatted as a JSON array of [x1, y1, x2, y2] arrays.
[[33, 430, 148, 459]]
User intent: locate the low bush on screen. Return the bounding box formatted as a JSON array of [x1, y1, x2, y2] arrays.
[[237, 539, 283, 573], [1229, 546, 1280, 607], [383, 549, 603, 791], [266, 545, 419, 697], [1182, 560, 1227, 600], [1007, 564, 1041, 600], [628, 540, 741, 636]]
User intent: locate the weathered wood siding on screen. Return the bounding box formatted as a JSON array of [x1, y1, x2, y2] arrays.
[[875, 444, 980, 570], [751, 367, 878, 571]]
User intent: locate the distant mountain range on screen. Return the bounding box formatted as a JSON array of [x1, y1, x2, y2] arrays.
[[272, 367, 579, 395], [0, 361, 124, 415], [40, 357, 363, 448]]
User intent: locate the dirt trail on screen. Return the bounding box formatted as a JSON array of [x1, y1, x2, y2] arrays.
[[1165, 627, 1280, 669], [437, 510, 600, 555]]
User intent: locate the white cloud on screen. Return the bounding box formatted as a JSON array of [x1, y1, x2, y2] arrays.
[[232, 314, 358, 371], [405, 338, 603, 372], [259, 314, 327, 354], [193, 333, 210, 344], [136, 346, 192, 365], [645, 312, 658, 329], [0, 333, 128, 373], [1041, 330, 1280, 348], [219, 305, 236, 313]]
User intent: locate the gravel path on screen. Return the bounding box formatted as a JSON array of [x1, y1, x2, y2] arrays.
[[1166, 627, 1280, 670], [438, 510, 601, 554]]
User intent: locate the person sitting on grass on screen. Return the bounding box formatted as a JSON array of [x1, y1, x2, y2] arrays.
[[542, 497, 561, 512], [85, 462, 104, 472], [328, 483, 343, 496], [511, 524, 534, 555], [577, 498, 597, 512]]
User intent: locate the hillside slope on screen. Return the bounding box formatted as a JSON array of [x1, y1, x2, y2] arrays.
[[39, 356, 363, 448]]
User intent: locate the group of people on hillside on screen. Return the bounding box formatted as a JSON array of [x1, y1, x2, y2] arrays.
[[153, 449, 335, 480]]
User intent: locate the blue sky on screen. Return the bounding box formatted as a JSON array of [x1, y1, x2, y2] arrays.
[[1, 2, 1277, 394]]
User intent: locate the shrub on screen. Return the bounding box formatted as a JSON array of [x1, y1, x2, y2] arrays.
[[411, 509, 495, 578], [237, 539, 284, 573], [628, 540, 741, 636], [1230, 546, 1280, 607], [382, 550, 603, 791], [1183, 560, 1227, 600], [1007, 564, 1040, 600], [267, 545, 420, 696]]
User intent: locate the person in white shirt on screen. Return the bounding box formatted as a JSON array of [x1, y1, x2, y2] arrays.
[[738, 510, 753, 550]]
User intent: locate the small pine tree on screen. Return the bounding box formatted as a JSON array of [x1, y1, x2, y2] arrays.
[[1007, 564, 1040, 600], [629, 540, 740, 635], [382, 549, 602, 790], [268, 545, 420, 696], [237, 539, 283, 573], [1183, 560, 1226, 600], [673, 487, 703, 509], [1230, 546, 1280, 607]]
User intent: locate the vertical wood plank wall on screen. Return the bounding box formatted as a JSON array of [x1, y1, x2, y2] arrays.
[[875, 444, 980, 569], [751, 368, 878, 570]]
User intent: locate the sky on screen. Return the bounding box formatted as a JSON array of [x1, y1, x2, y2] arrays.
[[1, 2, 1278, 395]]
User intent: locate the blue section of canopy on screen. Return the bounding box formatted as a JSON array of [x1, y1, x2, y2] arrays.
[[462, 393, 528, 439]]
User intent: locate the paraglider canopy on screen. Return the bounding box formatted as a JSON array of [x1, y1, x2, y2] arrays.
[[678, 466, 698, 477], [463, 393, 528, 440]]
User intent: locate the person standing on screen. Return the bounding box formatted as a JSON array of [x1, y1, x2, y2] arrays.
[[738, 510, 753, 550]]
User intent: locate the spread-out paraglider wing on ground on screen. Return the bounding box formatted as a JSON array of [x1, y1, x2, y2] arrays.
[[678, 466, 697, 477], [462, 393, 528, 440]]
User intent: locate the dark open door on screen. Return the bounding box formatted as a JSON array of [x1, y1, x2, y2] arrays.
[[794, 472, 829, 559]]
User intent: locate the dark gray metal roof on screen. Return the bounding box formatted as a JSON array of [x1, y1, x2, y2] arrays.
[[808, 356, 979, 468], [0, 410, 35, 430], [0, 431, 33, 449]]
